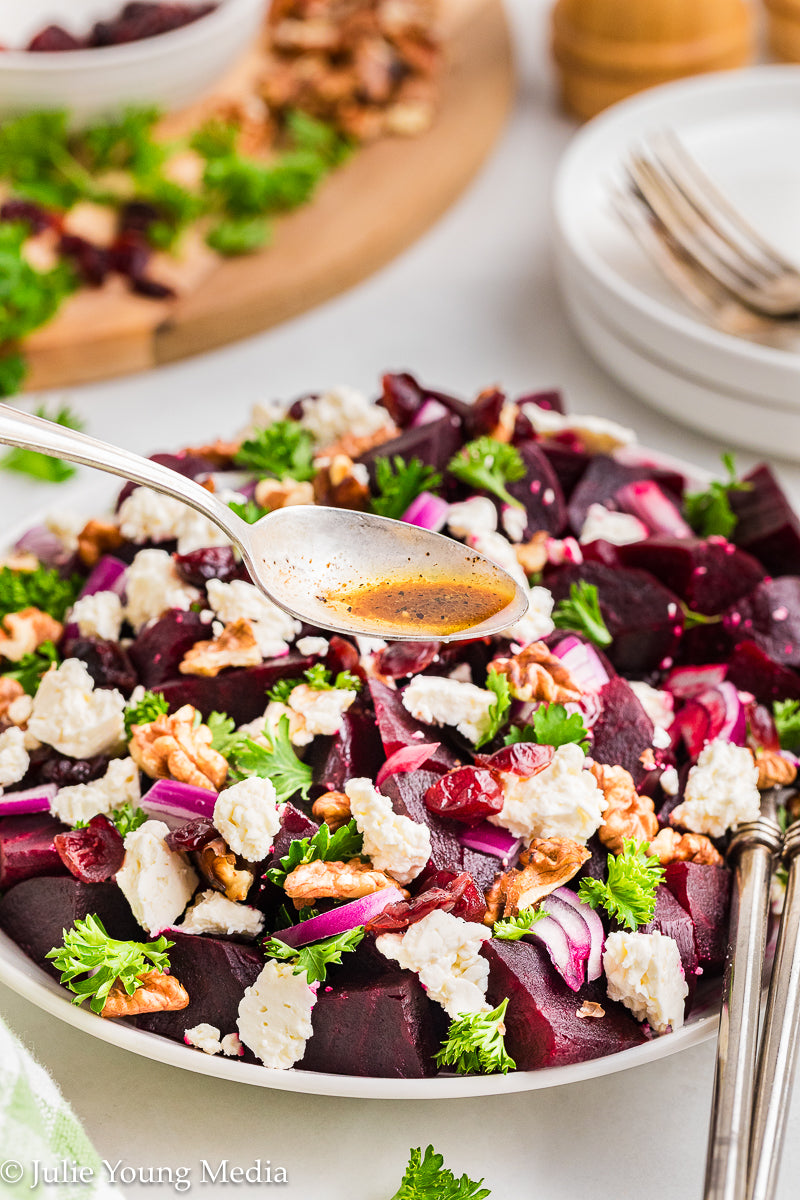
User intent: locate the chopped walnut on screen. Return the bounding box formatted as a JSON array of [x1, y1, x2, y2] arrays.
[[284, 858, 403, 907], [100, 969, 189, 1018], [648, 827, 724, 867], [179, 619, 263, 677], [77, 518, 124, 568], [313, 455, 370, 510], [312, 789, 352, 831], [182, 438, 242, 468], [254, 476, 315, 510], [0, 552, 39, 572], [639, 748, 657, 771], [515, 532, 550, 577], [197, 837, 254, 902], [319, 424, 399, 462], [208, 96, 275, 157], [755, 750, 797, 790], [0, 677, 25, 721], [0, 607, 63, 663], [592, 762, 658, 855], [484, 837, 590, 924], [129, 704, 229, 791], [576, 1001, 605, 1019], [491, 641, 582, 704]]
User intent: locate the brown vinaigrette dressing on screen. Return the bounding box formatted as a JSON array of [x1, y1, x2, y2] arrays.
[[327, 574, 516, 637]]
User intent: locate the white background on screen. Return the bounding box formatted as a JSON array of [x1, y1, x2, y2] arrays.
[[3, 0, 800, 1196]]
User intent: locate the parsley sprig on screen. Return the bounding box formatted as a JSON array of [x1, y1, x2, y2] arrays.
[[492, 907, 549, 941], [0, 564, 82, 625], [46, 914, 173, 1014], [370, 455, 443, 521], [579, 840, 665, 931], [234, 419, 315, 481], [684, 453, 751, 539], [262, 926, 365, 985], [435, 1000, 515, 1076], [504, 702, 589, 750], [227, 714, 313, 803], [72, 802, 148, 836], [228, 498, 269, 524], [265, 818, 364, 887], [0, 403, 84, 479], [773, 700, 800, 753], [0, 224, 76, 397], [3, 640, 59, 694], [552, 581, 612, 648], [390, 1146, 491, 1200], [267, 663, 361, 703], [447, 437, 525, 508], [124, 690, 169, 739], [474, 667, 511, 750]]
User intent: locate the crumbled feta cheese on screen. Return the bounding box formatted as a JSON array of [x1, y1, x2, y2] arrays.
[[45, 511, 84, 554], [178, 888, 265, 938], [465, 529, 527, 588], [505, 584, 555, 647], [672, 738, 760, 837], [447, 497, 498, 541], [629, 681, 674, 734], [206, 578, 300, 657], [490, 742, 607, 842], [279, 683, 356, 746], [0, 727, 29, 788], [402, 675, 494, 745], [237, 959, 316, 1069], [295, 636, 330, 657], [50, 756, 140, 825], [28, 658, 125, 759], [214, 776, 281, 862], [70, 590, 124, 642], [376, 909, 491, 1018], [6, 694, 32, 726], [660, 766, 680, 796], [603, 930, 688, 1033], [124, 548, 201, 633], [501, 504, 528, 543], [249, 396, 291, 430], [295, 385, 394, 449], [117, 487, 231, 556], [448, 662, 473, 684], [185, 1023, 223, 1055], [521, 405, 636, 450], [579, 504, 648, 546], [345, 777, 431, 885], [116, 820, 198, 934], [355, 635, 387, 656], [221, 1032, 243, 1056]]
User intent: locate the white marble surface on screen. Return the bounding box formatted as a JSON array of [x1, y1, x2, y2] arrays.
[[2, 1, 800, 1196]]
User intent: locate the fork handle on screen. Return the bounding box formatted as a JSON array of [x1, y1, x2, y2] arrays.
[[704, 813, 782, 1200], [747, 821, 800, 1200]]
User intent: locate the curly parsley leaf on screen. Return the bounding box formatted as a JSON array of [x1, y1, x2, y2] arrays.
[[505, 702, 589, 751], [284, 110, 353, 167], [45, 914, 173, 1014], [492, 907, 549, 941], [3, 639, 58, 695], [107, 802, 148, 838], [435, 1000, 515, 1076], [123, 690, 169, 739], [228, 498, 269, 524], [265, 817, 364, 887], [228, 714, 312, 803], [0, 223, 76, 378], [447, 437, 525, 509], [0, 350, 26, 398], [234, 419, 315, 481], [552, 581, 612, 648], [370, 455, 442, 521], [684, 453, 752, 539], [579, 839, 665, 931], [0, 111, 101, 209], [77, 106, 164, 179], [0, 403, 84, 482], [262, 926, 365, 985], [206, 215, 271, 256], [0, 564, 81, 625], [267, 664, 360, 704], [390, 1146, 491, 1200], [474, 667, 511, 750], [773, 700, 800, 753]]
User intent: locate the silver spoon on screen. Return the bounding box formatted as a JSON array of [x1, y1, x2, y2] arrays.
[[0, 404, 529, 641]]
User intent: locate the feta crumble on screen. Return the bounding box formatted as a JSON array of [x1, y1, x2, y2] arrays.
[[629, 681, 674, 735], [0, 727, 29, 788], [213, 776, 281, 862], [115, 820, 198, 934], [185, 1023, 223, 1055], [505, 584, 555, 647], [117, 486, 231, 556], [579, 504, 648, 546], [401, 675, 494, 745], [501, 504, 528, 544], [206, 578, 301, 657], [295, 636, 330, 657], [294, 385, 394, 449], [520, 405, 636, 451], [672, 738, 760, 837], [489, 742, 607, 842], [237, 959, 316, 1069], [45, 511, 83, 554], [603, 930, 688, 1033], [178, 889, 265, 938], [28, 658, 126, 759], [124, 549, 201, 633], [345, 777, 431, 885], [276, 683, 357, 747], [446, 496, 498, 541], [50, 757, 140, 826], [376, 909, 491, 1018], [70, 590, 124, 642]]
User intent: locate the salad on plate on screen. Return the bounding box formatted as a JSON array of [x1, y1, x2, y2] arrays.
[[0, 373, 797, 1081]]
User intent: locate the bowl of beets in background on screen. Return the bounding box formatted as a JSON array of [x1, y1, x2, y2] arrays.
[[0, 0, 266, 122]]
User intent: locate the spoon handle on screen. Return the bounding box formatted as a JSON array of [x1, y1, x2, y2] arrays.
[[0, 402, 245, 542], [747, 817, 800, 1200]]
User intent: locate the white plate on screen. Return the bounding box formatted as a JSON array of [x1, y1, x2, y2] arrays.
[[553, 66, 800, 415]]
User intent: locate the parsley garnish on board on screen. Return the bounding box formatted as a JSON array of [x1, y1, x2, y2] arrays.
[[504, 702, 589, 750], [123, 690, 169, 739], [579, 839, 665, 931], [227, 714, 313, 803], [0, 403, 84, 480], [435, 1000, 515, 1076], [206, 216, 271, 257], [265, 818, 364, 887], [473, 667, 511, 750], [492, 907, 549, 941], [370, 456, 443, 521], [684, 452, 751, 539], [262, 927, 365, 985], [267, 663, 361, 703], [552, 581, 612, 648], [234, 419, 315, 481], [0, 564, 81, 625], [46, 915, 172, 1014], [773, 700, 800, 753], [390, 1146, 491, 1200], [447, 437, 525, 508], [3, 640, 58, 695], [0, 225, 76, 396]]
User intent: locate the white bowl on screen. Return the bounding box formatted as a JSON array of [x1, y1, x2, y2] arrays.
[[0, 0, 266, 122]]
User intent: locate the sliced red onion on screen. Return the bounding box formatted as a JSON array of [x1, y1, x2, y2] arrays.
[[13, 525, 69, 566], [550, 887, 605, 981], [376, 742, 441, 787], [272, 888, 406, 948], [0, 784, 58, 816], [78, 555, 127, 599], [528, 915, 586, 992], [401, 491, 450, 532], [704, 681, 746, 745], [615, 480, 693, 539], [411, 399, 450, 427], [543, 892, 591, 963], [663, 663, 728, 700], [141, 778, 218, 825], [459, 822, 522, 864], [551, 635, 610, 693]]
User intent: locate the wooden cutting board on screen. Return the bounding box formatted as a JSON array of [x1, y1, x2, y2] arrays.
[[24, 0, 514, 391]]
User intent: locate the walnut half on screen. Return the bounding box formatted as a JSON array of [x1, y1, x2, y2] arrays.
[[100, 970, 189, 1018], [592, 762, 658, 855], [0, 607, 63, 662], [648, 827, 723, 867], [483, 836, 590, 925], [129, 704, 228, 791], [311, 790, 351, 831], [180, 618, 262, 677], [491, 641, 582, 704], [284, 858, 404, 908], [197, 837, 254, 902]]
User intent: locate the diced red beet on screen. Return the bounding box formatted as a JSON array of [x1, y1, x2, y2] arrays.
[[546, 561, 684, 675], [0, 814, 69, 890], [497, 441, 567, 537], [516, 388, 566, 415], [483, 940, 647, 1069], [730, 464, 800, 576], [566, 457, 684, 535], [128, 610, 213, 687], [590, 677, 655, 787], [60, 636, 138, 695], [299, 970, 441, 1078], [158, 653, 315, 724], [539, 442, 591, 499], [359, 413, 463, 480], [174, 546, 242, 587], [477, 742, 554, 777], [664, 862, 731, 970], [378, 372, 428, 426], [265, 803, 319, 868], [642, 885, 699, 1008], [374, 641, 441, 678], [463, 386, 506, 438], [165, 817, 217, 853], [59, 234, 110, 286], [726, 641, 800, 703], [724, 577, 800, 668], [312, 703, 384, 793], [53, 815, 124, 882], [620, 537, 764, 615], [368, 678, 459, 773], [424, 767, 504, 825], [0, 877, 143, 978]]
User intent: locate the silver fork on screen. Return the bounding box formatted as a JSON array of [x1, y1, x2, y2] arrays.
[[618, 131, 800, 323]]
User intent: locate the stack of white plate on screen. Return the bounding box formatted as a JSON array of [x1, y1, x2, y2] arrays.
[[553, 65, 800, 461]]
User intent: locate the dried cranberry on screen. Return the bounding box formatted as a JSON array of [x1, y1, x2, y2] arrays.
[[119, 200, 161, 237], [476, 742, 554, 778], [90, 3, 215, 47], [28, 25, 85, 51], [131, 276, 175, 299], [374, 641, 440, 678], [59, 234, 109, 286], [165, 816, 216, 853], [175, 546, 241, 587], [40, 755, 110, 787], [367, 871, 486, 932], [109, 230, 151, 279], [746, 701, 781, 754], [54, 815, 125, 882], [424, 766, 504, 825], [465, 386, 505, 438], [378, 372, 426, 427], [63, 637, 138, 696], [0, 199, 57, 234]]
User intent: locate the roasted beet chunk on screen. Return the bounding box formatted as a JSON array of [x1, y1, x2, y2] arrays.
[[726, 641, 800, 703], [0, 814, 69, 890], [368, 678, 459, 773], [374, 640, 441, 678], [128, 609, 213, 687], [724, 577, 800, 668], [424, 767, 504, 825], [174, 546, 242, 587], [358, 413, 463, 481], [566, 456, 684, 536], [664, 862, 731, 970], [28, 25, 84, 50], [620, 537, 764, 615], [500, 441, 567, 537], [53, 815, 124, 882], [312, 703, 384, 793], [590, 677, 655, 787], [729, 464, 800, 576], [158, 653, 315, 724], [642, 885, 699, 1009]]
